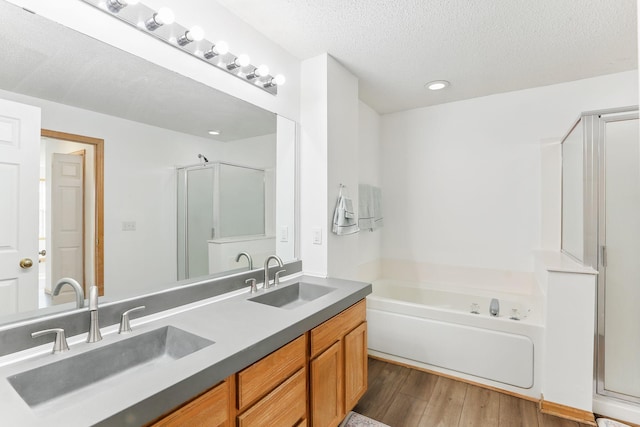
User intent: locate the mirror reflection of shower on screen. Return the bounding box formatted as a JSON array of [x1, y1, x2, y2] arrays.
[[177, 161, 272, 280]]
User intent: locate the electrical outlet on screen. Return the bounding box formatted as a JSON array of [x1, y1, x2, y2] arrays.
[[312, 228, 322, 245], [280, 226, 288, 242], [122, 221, 136, 231]]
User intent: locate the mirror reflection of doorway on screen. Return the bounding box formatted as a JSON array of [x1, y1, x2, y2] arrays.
[[39, 130, 104, 307]]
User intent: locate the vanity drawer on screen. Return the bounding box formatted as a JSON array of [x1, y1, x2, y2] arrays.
[[237, 334, 306, 411], [237, 367, 306, 427], [151, 378, 231, 427], [310, 300, 366, 358]]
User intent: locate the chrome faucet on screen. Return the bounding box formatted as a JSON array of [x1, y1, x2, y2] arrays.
[[263, 255, 283, 289], [52, 277, 85, 309], [119, 306, 146, 334], [235, 252, 253, 270], [86, 286, 102, 343], [31, 328, 69, 354]]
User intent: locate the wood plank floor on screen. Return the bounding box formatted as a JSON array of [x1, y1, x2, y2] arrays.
[[353, 358, 594, 427]]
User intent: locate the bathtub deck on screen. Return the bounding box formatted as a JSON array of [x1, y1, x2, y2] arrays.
[[354, 357, 593, 427]]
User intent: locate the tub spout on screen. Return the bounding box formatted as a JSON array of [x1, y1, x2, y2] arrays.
[[489, 298, 500, 317]]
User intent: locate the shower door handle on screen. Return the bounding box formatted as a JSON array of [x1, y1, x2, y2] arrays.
[[601, 245, 607, 267]]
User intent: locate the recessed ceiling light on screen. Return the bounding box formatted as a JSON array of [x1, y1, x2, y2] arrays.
[[425, 80, 450, 91], [208, 130, 220, 135]]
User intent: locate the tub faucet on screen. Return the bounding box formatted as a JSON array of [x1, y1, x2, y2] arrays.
[[52, 277, 85, 309], [235, 252, 253, 270], [263, 255, 283, 289], [489, 298, 500, 317], [87, 286, 102, 343]]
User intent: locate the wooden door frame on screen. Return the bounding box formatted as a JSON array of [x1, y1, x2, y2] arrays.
[[68, 149, 87, 288], [42, 129, 105, 296]]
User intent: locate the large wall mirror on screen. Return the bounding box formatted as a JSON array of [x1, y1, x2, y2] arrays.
[[0, 1, 297, 325]]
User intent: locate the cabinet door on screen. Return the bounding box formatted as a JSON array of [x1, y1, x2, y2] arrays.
[[310, 341, 344, 427], [344, 322, 367, 412], [152, 379, 230, 427]]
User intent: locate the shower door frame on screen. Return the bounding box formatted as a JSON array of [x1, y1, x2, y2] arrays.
[[176, 161, 267, 280], [593, 109, 640, 404]]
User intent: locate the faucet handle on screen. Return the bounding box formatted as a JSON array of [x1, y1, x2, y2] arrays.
[[31, 328, 69, 354], [245, 278, 258, 293], [274, 269, 286, 287], [119, 306, 146, 334]]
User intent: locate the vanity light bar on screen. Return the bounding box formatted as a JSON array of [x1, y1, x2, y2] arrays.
[[82, 0, 284, 95]]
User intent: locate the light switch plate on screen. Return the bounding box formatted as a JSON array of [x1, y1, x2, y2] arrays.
[[312, 228, 322, 245], [122, 221, 136, 231]]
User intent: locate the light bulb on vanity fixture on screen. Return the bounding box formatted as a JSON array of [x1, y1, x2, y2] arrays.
[[264, 74, 286, 88], [246, 64, 269, 80], [145, 7, 175, 31], [177, 26, 204, 46], [203, 41, 229, 59], [227, 54, 250, 70], [106, 0, 139, 12], [82, 0, 284, 95]]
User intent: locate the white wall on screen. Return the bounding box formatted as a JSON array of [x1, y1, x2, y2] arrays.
[[327, 56, 359, 280], [357, 101, 383, 281], [300, 54, 362, 279], [0, 88, 274, 297], [381, 70, 639, 279], [299, 54, 329, 276]]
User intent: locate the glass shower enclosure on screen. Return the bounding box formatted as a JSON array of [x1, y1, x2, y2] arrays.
[[177, 162, 266, 280], [561, 106, 640, 404]]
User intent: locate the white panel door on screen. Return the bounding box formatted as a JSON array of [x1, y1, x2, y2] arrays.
[[0, 98, 40, 315], [51, 152, 84, 289]]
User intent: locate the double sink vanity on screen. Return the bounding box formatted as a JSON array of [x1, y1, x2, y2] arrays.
[[0, 270, 371, 426]]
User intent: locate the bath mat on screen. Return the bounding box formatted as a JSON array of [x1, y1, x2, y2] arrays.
[[596, 418, 631, 427], [339, 411, 390, 427]]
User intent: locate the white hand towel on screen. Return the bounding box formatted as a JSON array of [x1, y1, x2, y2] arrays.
[[358, 184, 383, 231], [332, 195, 359, 235]]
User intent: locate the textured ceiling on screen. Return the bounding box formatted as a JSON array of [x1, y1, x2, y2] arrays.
[[0, 1, 275, 141], [218, 0, 638, 114]]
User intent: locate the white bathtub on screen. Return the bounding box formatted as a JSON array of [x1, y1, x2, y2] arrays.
[[367, 279, 544, 396]]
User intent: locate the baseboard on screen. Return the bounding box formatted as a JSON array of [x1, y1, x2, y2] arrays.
[[540, 398, 596, 426]]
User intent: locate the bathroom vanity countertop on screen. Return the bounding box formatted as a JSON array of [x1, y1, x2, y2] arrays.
[[0, 275, 371, 427]]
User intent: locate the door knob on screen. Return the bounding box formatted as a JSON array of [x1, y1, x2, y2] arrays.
[[19, 258, 34, 269]]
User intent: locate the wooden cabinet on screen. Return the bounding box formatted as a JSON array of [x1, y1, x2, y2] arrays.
[[151, 377, 233, 427], [310, 300, 367, 427], [152, 299, 367, 427], [344, 322, 368, 410], [310, 341, 343, 427]]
